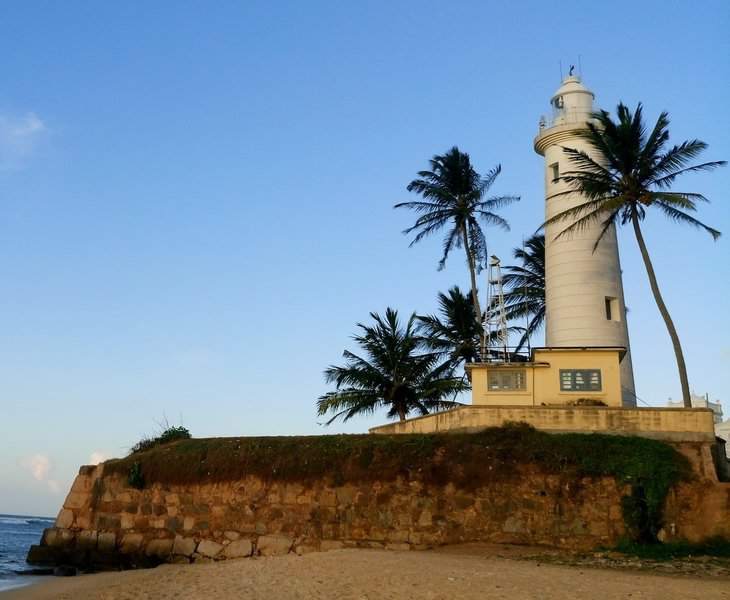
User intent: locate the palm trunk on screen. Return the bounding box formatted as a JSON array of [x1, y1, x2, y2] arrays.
[[397, 406, 406, 422], [461, 223, 484, 344], [631, 214, 691, 408]]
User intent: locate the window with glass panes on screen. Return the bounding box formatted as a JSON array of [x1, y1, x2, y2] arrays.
[[488, 369, 527, 391], [559, 369, 602, 391]]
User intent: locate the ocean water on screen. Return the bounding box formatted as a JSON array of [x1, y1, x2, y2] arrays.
[[0, 514, 54, 592]]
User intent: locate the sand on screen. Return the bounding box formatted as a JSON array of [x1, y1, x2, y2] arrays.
[[2, 547, 729, 600]]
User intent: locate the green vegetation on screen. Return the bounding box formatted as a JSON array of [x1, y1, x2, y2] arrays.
[[105, 424, 691, 542], [128, 461, 145, 489], [395, 146, 519, 336], [417, 286, 482, 371], [317, 308, 468, 423], [502, 233, 545, 352], [545, 103, 725, 408], [615, 537, 730, 560], [129, 425, 192, 455]]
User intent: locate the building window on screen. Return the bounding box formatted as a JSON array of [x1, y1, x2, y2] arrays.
[[605, 296, 619, 321], [560, 369, 602, 392], [488, 369, 527, 391], [550, 162, 559, 182]]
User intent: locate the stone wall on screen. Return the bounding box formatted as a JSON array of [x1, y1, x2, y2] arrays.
[[369, 406, 716, 442], [28, 441, 730, 570]]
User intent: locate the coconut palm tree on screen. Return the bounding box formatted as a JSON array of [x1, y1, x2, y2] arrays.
[[417, 286, 481, 371], [395, 147, 519, 333], [502, 234, 545, 353], [544, 103, 725, 408], [317, 308, 467, 424]]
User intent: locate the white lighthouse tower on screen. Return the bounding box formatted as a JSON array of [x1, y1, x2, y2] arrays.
[[534, 73, 636, 407]]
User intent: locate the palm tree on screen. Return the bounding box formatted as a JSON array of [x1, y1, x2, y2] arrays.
[[544, 103, 725, 408], [502, 234, 545, 353], [417, 286, 481, 371], [395, 147, 519, 334], [317, 308, 467, 424]]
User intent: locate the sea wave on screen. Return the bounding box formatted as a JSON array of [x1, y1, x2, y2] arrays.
[[0, 517, 54, 526]]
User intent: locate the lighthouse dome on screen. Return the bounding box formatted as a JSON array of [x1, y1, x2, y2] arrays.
[[550, 75, 595, 126]]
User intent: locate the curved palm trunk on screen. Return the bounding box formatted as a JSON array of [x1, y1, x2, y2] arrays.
[[631, 215, 691, 407], [461, 224, 484, 353]]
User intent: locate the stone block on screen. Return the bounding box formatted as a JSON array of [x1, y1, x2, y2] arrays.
[[417, 510, 433, 527], [223, 530, 240, 541], [75, 514, 91, 529], [294, 545, 318, 555], [27, 544, 59, 565], [183, 517, 196, 530], [192, 554, 212, 563], [97, 532, 117, 552], [120, 513, 135, 530], [120, 533, 145, 554], [223, 539, 252, 559], [64, 491, 88, 510], [257, 535, 292, 556], [96, 514, 121, 530], [385, 542, 411, 551], [43, 528, 74, 548], [76, 530, 98, 550], [56, 509, 75, 529], [117, 491, 135, 503], [71, 474, 91, 493], [320, 540, 345, 552], [197, 540, 223, 559], [172, 536, 197, 557], [145, 538, 173, 559]]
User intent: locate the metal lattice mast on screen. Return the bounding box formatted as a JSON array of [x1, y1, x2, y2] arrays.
[[483, 255, 509, 362]]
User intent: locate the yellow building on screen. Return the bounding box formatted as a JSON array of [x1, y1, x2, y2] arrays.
[[466, 347, 624, 408], [371, 346, 715, 442]]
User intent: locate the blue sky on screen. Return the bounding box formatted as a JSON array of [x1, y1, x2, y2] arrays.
[[1, 1, 728, 516]]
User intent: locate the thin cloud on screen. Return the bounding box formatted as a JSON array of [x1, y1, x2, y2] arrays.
[[21, 454, 52, 481], [89, 451, 107, 465], [20, 453, 64, 494], [0, 112, 46, 170]]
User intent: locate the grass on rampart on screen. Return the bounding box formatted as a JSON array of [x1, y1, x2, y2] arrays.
[[105, 423, 691, 542]]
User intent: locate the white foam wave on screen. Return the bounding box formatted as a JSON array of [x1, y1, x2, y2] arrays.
[[0, 516, 54, 526]]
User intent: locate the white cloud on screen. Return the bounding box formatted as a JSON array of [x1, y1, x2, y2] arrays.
[[20, 454, 65, 495], [0, 112, 46, 170], [89, 452, 107, 465], [21, 454, 52, 481]]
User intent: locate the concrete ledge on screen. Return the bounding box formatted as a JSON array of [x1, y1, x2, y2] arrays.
[[368, 405, 716, 442]]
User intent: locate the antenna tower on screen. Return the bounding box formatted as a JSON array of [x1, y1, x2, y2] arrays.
[[483, 255, 509, 362]]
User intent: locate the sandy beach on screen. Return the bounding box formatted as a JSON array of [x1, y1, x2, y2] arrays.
[[2, 547, 729, 600]]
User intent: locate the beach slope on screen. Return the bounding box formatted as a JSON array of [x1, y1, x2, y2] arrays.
[[1, 548, 728, 600]]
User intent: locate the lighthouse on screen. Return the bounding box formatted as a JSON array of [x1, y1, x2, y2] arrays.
[[534, 74, 636, 407]]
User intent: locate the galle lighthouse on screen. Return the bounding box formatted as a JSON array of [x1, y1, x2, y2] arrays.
[[534, 73, 637, 407]]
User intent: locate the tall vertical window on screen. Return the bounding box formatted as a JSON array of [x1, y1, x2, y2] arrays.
[[605, 296, 619, 321], [550, 162, 560, 182]]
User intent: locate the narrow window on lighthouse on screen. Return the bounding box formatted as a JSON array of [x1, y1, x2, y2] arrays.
[[550, 162, 559, 182], [605, 297, 619, 321]]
